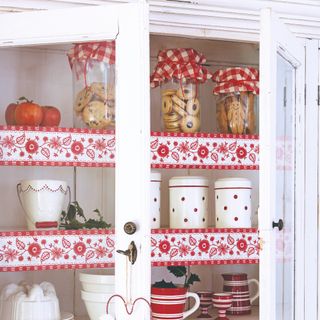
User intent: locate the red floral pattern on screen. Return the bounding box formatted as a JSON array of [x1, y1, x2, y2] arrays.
[[0, 228, 258, 271], [0, 229, 115, 271], [151, 132, 259, 170], [151, 228, 259, 266], [0, 126, 115, 167], [0, 128, 259, 169]]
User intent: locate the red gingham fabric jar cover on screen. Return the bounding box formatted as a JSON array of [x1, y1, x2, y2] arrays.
[[150, 48, 213, 88], [213, 67, 259, 95], [67, 41, 115, 69]]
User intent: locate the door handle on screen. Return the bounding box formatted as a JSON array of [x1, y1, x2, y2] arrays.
[[272, 219, 284, 231], [116, 241, 137, 265]]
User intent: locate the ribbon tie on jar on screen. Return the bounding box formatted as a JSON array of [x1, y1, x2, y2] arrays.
[[150, 48, 213, 91], [212, 67, 259, 95], [67, 41, 115, 87]]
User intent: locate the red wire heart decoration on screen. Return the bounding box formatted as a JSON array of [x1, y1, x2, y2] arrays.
[[106, 294, 151, 317]]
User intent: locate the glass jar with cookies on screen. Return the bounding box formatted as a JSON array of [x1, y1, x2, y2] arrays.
[[161, 79, 201, 133], [68, 41, 115, 130], [150, 48, 212, 133], [213, 67, 259, 135]]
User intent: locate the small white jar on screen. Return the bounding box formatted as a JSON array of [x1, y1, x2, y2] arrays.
[[169, 176, 209, 229], [214, 177, 252, 228], [151, 171, 161, 228]]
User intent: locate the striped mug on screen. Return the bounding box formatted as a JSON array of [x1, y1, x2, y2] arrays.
[[151, 286, 200, 320], [222, 273, 259, 315]]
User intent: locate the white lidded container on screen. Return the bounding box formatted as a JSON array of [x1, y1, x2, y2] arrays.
[[214, 178, 252, 228], [169, 176, 209, 228], [151, 171, 161, 228]]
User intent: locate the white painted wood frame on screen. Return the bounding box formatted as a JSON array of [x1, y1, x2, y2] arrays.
[[115, 2, 151, 319], [0, 3, 151, 319], [305, 39, 319, 320], [259, 7, 306, 320]]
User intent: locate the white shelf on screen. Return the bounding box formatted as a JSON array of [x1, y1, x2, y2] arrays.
[[75, 306, 259, 320], [188, 306, 259, 319]]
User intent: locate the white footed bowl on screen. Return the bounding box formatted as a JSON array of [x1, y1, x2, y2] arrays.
[[17, 179, 69, 230], [79, 271, 115, 293], [81, 291, 115, 320]]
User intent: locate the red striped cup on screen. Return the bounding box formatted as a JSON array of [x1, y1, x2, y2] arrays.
[[151, 287, 200, 320], [212, 293, 233, 320]]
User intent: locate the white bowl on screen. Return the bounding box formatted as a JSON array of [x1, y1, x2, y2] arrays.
[[81, 291, 115, 320], [79, 271, 115, 293]]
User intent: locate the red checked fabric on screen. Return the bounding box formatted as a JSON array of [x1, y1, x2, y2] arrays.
[[150, 48, 213, 88], [213, 67, 259, 95], [67, 41, 115, 68]]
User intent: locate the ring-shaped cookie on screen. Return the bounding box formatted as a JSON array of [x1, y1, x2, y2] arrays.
[[171, 95, 186, 109], [165, 120, 180, 129], [163, 112, 181, 123], [161, 89, 177, 97], [173, 103, 187, 118], [162, 96, 173, 114], [180, 115, 200, 133], [186, 98, 200, 116]]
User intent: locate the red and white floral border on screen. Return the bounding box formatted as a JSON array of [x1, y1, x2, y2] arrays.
[[0, 229, 115, 271], [0, 228, 258, 271], [0, 126, 115, 167], [151, 228, 259, 266], [0, 127, 259, 169], [151, 132, 259, 170]]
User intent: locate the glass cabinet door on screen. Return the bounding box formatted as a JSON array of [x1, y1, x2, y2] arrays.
[[259, 8, 305, 320], [0, 3, 150, 319]]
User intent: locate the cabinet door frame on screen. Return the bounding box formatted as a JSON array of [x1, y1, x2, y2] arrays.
[[259, 7, 306, 320], [305, 39, 319, 320], [0, 3, 151, 319]]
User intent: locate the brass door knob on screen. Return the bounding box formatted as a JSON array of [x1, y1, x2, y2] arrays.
[[124, 222, 137, 235]]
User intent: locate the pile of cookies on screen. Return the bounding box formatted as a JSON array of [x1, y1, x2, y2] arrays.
[[74, 82, 115, 129], [216, 92, 255, 134], [161, 86, 201, 133]]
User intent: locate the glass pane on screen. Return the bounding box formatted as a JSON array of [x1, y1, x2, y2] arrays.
[[276, 54, 295, 320]]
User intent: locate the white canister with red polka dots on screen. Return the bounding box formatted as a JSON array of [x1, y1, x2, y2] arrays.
[[151, 171, 161, 228], [214, 178, 252, 228], [169, 176, 209, 228]]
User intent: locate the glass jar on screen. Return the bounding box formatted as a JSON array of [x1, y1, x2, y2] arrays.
[[161, 79, 201, 133], [72, 59, 115, 130], [216, 92, 258, 135]]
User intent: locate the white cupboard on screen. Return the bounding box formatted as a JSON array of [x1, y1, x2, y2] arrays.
[[0, 1, 318, 320]]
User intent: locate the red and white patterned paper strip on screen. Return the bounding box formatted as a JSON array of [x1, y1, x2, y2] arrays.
[[0, 229, 115, 272], [0, 126, 115, 167], [0, 228, 259, 271], [150, 132, 259, 170], [151, 228, 259, 266], [0, 128, 259, 169]]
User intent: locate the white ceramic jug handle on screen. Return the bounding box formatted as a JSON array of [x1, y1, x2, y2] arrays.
[[67, 186, 71, 207], [183, 291, 200, 319], [16, 183, 24, 210], [248, 279, 259, 304]]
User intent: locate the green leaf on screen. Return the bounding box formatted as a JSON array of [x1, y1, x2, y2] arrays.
[[167, 266, 187, 278], [152, 280, 177, 288], [186, 273, 201, 288], [66, 204, 76, 220]]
